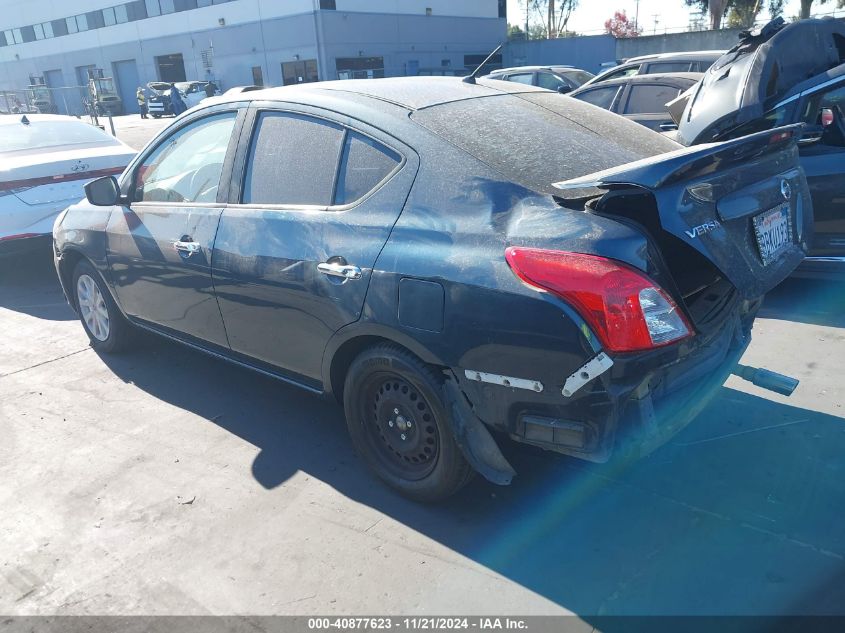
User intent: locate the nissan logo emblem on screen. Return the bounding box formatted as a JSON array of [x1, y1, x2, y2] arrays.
[[780, 179, 792, 201], [70, 161, 90, 172]]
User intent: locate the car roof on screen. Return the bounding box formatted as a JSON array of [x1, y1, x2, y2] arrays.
[[624, 50, 725, 63], [207, 76, 549, 112], [0, 113, 85, 126], [490, 65, 577, 73], [578, 72, 703, 88]]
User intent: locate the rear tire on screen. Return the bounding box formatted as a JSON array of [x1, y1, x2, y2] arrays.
[[72, 260, 134, 353], [343, 344, 474, 502]]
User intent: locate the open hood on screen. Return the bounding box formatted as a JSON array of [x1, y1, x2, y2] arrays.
[[676, 17, 845, 145]]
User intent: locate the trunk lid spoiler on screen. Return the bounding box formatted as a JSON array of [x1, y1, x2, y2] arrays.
[[554, 124, 812, 299]]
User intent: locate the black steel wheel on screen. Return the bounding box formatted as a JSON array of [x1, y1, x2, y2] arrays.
[[343, 344, 473, 501]]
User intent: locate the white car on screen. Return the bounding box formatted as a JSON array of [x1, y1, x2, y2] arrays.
[[0, 114, 136, 255]]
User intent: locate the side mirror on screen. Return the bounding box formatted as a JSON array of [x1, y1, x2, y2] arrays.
[[84, 175, 120, 206], [557, 85, 573, 94], [821, 108, 834, 127]]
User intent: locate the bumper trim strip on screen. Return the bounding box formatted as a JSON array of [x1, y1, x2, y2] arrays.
[[562, 352, 614, 397], [464, 369, 543, 393]]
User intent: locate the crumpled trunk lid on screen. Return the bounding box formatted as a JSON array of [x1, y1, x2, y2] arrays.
[[554, 125, 812, 300], [676, 17, 845, 145]]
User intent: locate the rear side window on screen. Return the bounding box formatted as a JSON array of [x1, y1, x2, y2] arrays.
[[646, 61, 693, 73], [243, 112, 344, 206], [334, 132, 401, 205], [624, 84, 681, 114], [574, 86, 620, 110], [537, 72, 568, 91], [506, 73, 534, 85]]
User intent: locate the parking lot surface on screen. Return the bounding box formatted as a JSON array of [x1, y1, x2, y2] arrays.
[[1, 247, 843, 618]]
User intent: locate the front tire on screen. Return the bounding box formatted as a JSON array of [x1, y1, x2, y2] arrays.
[[343, 344, 473, 502], [72, 260, 133, 353]]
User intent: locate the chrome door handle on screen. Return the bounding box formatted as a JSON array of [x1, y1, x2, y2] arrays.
[[317, 262, 362, 280], [173, 239, 201, 255]]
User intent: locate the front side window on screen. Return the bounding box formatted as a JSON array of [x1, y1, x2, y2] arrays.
[[334, 132, 401, 205], [801, 83, 845, 147], [242, 112, 344, 206], [603, 65, 640, 81], [574, 86, 620, 110], [624, 84, 682, 114], [135, 112, 236, 203]]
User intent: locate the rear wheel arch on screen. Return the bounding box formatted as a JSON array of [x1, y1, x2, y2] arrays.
[[325, 331, 446, 402]]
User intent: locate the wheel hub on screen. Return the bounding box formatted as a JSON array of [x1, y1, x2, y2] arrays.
[[368, 377, 438, 477]]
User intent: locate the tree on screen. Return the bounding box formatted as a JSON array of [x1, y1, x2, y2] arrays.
[[605, 10, 642, 37], [725, 0, 762, 27], [685, 0, 788, 29], [507, 23, 527, 40], [519, 0, 579, 39]]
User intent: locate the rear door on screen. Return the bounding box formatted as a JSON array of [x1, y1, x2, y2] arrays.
[[792, 76, 845, 256], [106, 107, 243, 347], [212, 105, 418, 386]]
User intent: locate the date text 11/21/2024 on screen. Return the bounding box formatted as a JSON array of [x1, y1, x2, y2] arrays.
[[307, 617, 529, 630]]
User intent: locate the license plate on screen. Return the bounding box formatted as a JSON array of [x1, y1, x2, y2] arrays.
[[752, 203, 792, 266]]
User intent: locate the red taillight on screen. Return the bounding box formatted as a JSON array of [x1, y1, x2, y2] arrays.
[[505, 247, 693, 353]]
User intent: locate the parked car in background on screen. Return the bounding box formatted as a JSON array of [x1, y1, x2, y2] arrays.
[[582, 50, 722, 87], [175, 81, 215, 109], [671, 17, 845, 278], [570, 73, 702, 131], [0, 114, 135, 256], [221, 85, 264, 96], [146, 82, 173, 118], [55, 77, 808, 500], [484, 65, 595, 93]]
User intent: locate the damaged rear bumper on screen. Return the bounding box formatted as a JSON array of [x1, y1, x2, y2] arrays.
[[452, 297, 760, 473]]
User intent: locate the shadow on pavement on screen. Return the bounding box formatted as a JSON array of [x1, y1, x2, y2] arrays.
[[0, 247, 75, 321], [97, 336, 845, 618], [760, 277, 845, 328]]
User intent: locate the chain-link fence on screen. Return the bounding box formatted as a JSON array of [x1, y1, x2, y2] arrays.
[[0, 85, 104, 117]]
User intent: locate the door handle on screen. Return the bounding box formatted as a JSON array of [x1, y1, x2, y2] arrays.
[[317, 261, 363, 280], [173, 238, 201, 256]]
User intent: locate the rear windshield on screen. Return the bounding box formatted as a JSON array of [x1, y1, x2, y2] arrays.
[[411, 92, 679, 196], [561, 70, 595, 86], [0, 119, 118, 153]]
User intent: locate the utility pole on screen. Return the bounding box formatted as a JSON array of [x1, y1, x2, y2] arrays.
[[634, 0, 640, 31], [548, 0, 555, 38], [652, 14, 660, 35], [525, 0, 530, 40]]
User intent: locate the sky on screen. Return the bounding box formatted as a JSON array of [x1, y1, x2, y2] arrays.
[[505, 0, 845, 36]]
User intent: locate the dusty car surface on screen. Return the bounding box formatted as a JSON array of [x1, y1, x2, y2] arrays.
[[569, 72, 702, 131], [673, 17, 845, 277], [581, 50, 723, 87], [54, 77, 811, 500], [0, 114, 135, 256], [483, 65, 595, 93]]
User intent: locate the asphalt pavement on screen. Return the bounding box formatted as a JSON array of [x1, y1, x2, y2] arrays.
[[0, 114, 843, 619]]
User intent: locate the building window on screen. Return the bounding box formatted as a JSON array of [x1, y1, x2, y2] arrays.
[[175, 0, 198, 10], [42, 22, 54, 38], [0, 31, 7, 47], [126, 1, 147, 21], [498, 0, 506, 18], [197, 0, 212, 5], [282, 59, 319, 85], [51, 19, 68, 36], [160, 0, 176, 14], [76, 14, 89, 32], [86, 11, 105, 29], [252, 66, 264, 86], [34, 23, 44, 39], [103, 7, 116, 26], [66, 17, 78, 34], [320, 0, 337, 9], [336, 57, 385, 80], [115, 5, 130, 23], [145, 0, 161, 17], [11, 28, 22, 43], [20, 25, 36, 42]]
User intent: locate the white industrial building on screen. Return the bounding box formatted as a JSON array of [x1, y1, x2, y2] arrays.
[[0, 0, 506, 113]]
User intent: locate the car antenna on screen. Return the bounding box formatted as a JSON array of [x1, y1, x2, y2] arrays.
[[463, 44, 503, 84], [20, 114, 30, 125]]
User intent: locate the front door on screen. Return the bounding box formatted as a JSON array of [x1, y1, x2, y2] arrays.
[[106, 109, 240, 347], [212, 107, 417, 385]]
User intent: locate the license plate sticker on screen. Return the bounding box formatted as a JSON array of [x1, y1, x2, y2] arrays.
[[753, 203, 792, 266]]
